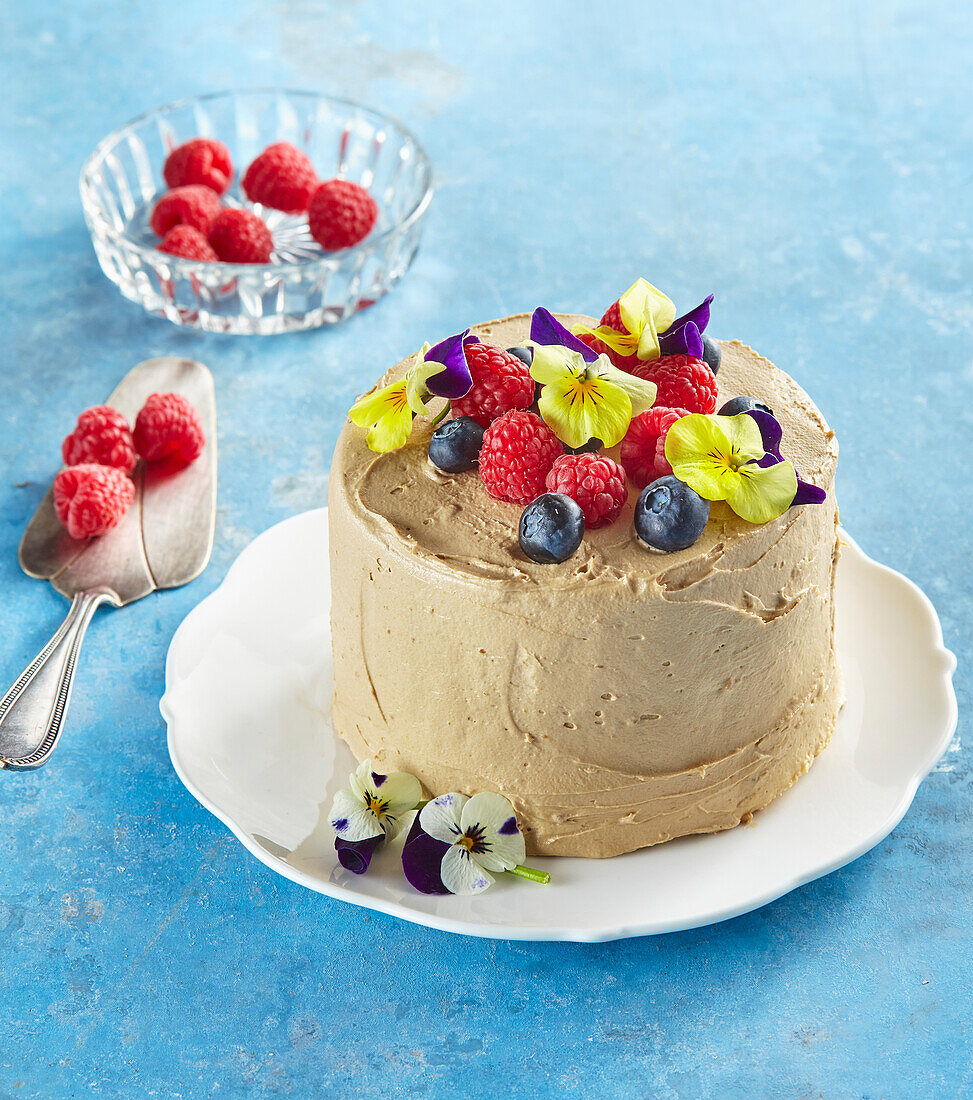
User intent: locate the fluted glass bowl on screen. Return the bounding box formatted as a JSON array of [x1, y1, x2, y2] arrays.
[[80, 90, 433, 334]]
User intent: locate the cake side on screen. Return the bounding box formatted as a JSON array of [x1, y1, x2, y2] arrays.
[[329, 314, 842, 857]]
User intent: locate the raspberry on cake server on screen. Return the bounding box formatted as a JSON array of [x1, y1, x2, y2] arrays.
[[0, 358, 217, 771], [330, 282, 840, 859]]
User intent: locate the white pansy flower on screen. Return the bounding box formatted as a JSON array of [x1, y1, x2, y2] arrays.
[[418, 791, 528, 895], [329, 758, 422, 843]]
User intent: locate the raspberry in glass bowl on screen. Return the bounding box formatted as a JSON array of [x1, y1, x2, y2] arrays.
[[79, 89, 433, 335]]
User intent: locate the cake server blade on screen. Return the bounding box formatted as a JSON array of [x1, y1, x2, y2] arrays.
[[0, 357, 217, 770]]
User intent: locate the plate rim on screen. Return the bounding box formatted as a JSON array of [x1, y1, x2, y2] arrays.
[[163, 509, 958, 942]]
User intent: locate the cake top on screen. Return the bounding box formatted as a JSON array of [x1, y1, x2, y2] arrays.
[[336, 281, 837, 585]]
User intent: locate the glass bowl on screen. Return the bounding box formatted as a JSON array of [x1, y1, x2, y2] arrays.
[[79, 90, 434, 335]]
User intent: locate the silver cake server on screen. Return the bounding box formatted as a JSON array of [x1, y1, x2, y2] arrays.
[[0, 357, 217, 770]]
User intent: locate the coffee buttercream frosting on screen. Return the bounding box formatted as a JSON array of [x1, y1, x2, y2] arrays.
[[328, 314, 842, 858]]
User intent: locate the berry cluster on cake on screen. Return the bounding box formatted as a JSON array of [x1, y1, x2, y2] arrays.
[[329, 280, 842, 858]]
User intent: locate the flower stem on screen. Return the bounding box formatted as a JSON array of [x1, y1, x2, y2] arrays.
[[507, 864, 551, 885], [430, 403, 450, 427]]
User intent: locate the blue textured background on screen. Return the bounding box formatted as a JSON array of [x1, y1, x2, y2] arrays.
[[1, 2, 969, 1096]]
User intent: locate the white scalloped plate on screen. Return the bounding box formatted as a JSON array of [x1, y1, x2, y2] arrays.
[[162, 509, 957, 941]]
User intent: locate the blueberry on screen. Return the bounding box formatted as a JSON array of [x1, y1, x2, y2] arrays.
[[519, 493, 585, 564], [506, 346, 533, 367], [634, 476, 710, 553], [718, 395, 774, 418], [701, 335, 721, 375], [428, 416, 484, 473], [565, 437, 603, 455]]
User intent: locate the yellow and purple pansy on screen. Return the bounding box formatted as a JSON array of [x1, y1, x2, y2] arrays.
[[528, 308, 658, 450], [572, 278, 714, 361], [747, 409, 827, 507], [349, 329, 477, 452], [664, 411, 825, 524]]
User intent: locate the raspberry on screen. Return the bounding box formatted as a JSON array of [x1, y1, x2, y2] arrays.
[[53, 464, 135, 541], [62, 405, 137, 474], [478, 410, 563, 505], [545, 453, 628, 529], [207, 209, 273, 264], [600, 301, 624, 331], [591, 300, 644, 370], [620, 406, 691, 488], [163, 138, 233, 195], [150, 186, 222, 237], [308, 179, 378, 250], [629, 355, 719, 414], [133, 393, 205, 465], [450, 344, 535, 428], [242, 142, 318, 214], [157, 225, 218, 261]]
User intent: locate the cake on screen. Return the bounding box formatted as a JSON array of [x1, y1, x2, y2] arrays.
[[328, 287, 841, 859]]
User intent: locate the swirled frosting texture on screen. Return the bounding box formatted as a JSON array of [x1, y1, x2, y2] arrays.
[[329, 315, 842, 858]]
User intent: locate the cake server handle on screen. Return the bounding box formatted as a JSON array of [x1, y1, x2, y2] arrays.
[[0, 588, 115, 771]]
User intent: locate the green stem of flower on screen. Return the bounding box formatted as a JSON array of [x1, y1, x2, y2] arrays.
[[430, 403, 450, 427], [415, 800, 430, 810], [506, 865, 551, 885]]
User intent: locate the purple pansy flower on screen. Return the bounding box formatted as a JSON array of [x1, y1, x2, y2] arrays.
[[530, 307, 600, 363], [658, 294, 713, 359], [334, 835, 383, 875], [401, 813, 451, 894], [746, 409, 827, 506], [423, 329, 479, 400], [533, 296, 713, 363]]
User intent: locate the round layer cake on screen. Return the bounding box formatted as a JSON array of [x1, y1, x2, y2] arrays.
[[328, 313, 842, 858]]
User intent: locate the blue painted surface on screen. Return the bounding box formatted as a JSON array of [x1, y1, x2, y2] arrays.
[[0, 1, 969, 1095]]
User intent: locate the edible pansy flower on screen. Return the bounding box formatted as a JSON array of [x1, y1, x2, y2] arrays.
[[329, 758, 422, 874], [572, 282, 715, 362], [349, 330, 477, 452], [572, 278, 677, 362], [747, 409, 827, 507], [664, 413, 798, 524], [348, 379, 414, 453], [659, 294, 714, 359], [402, 791, 550, 895], [530, 305, 602, 363], [528, 308, 657, 449], [334, 834, 383, 875], [400, 813, 452, 894]]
